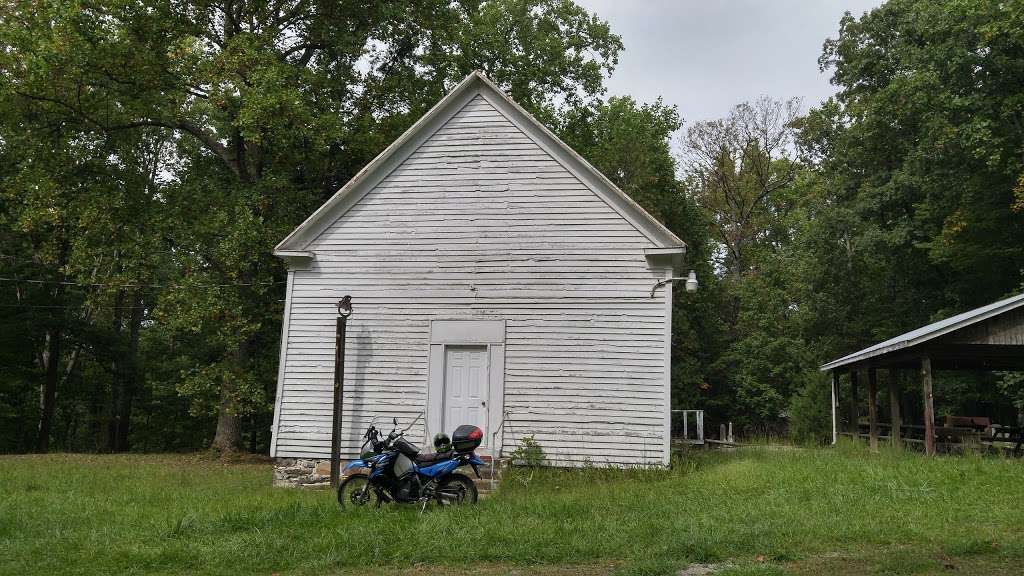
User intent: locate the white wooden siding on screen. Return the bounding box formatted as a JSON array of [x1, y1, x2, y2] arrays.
[[272, 94, 670, 466]]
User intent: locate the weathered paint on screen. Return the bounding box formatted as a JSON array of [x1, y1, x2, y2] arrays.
[[948, 308, 1024, 346], [271, 80, 680, 467]]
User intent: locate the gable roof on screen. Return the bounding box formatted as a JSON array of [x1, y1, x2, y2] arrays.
[[274, 71, 685, 256], [820, 291, 1024, 371]]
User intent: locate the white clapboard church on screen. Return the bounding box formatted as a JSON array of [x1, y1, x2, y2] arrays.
[[270, 71, 688, 480]]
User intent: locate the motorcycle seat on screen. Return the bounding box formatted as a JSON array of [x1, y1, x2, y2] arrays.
[[415, 450, 454, 466]]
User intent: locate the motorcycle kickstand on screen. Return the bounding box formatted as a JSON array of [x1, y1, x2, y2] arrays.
[[419, 497, 429, 514]]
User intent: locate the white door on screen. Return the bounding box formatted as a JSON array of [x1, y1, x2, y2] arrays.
[[443, 345, 489, 448]]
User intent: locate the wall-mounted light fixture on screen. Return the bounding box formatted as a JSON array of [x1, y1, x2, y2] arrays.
[[650, 270, 699, 298]]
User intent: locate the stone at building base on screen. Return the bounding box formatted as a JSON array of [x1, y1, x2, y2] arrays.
[[272, 456, 508, 494], [273, 457, 332, 489]]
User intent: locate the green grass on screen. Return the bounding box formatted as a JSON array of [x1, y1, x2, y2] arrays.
[[2, 443, 1023, 575]]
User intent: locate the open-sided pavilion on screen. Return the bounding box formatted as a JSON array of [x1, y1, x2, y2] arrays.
[[821, 292, 1024, 455]]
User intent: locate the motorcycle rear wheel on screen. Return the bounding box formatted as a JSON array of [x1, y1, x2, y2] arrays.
[[337, 473, 376, 510], [435, 473, 478, 506]]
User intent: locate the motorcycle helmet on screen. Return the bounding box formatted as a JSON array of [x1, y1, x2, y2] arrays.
[[433, 432, 452, 452]]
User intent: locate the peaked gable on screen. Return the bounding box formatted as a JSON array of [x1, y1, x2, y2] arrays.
[[274, 71, 684, 256]]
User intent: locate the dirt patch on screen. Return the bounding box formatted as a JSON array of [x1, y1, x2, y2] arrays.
[[783, 549, 1021, 576], [677, 563, 732, 575], [335, 563, 619, 576]]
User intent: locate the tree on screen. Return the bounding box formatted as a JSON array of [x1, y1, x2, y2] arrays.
[[0, 84, 169, 451], [790, 0, 1024, 431], [684, 97, 802, 278], [677, 97, 809, 431], [0, 0, 623, 452], [814, 0, 1024, 318]]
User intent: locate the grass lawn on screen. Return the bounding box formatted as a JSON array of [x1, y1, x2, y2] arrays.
[[2, 443, 1023, 576]]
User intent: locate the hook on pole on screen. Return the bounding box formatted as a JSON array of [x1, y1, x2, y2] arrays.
[[338, 295, 353, 318]]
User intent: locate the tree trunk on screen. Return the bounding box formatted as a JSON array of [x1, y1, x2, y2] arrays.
[[248, 414, 258, 453], [89, 375, 105, 451], [110, 290, 143, 452], [108, 289, 126, 451], [211, 389, 242, 453], [211, 337, 252, 453], [37, 327, 61, 452], [115, 292, 143, 451]]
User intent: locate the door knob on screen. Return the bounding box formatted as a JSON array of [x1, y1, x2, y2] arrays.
[[481, 401, 486, 407]]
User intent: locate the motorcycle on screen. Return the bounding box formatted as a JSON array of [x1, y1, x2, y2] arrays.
[[337, 413, 485, 510]]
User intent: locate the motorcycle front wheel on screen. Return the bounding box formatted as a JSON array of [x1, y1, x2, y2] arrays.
[[435, 473, 478, 506], [337, 473, 376, 510]]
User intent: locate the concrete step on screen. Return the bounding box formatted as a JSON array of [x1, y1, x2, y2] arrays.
[[471, 457, 508, 499]]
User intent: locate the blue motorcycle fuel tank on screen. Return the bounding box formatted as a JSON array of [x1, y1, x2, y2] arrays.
[[343, 453, 386, 473]]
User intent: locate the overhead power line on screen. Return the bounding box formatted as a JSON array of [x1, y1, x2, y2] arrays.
[[0, 303, 149, 310], [0, 277, 285, 289]]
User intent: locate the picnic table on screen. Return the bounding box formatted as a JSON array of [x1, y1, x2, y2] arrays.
[[845, 419, 1024, 455]]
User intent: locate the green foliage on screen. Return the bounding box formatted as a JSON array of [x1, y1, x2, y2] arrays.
[[815, 0, 1024, 314], [508, 434, 546, 467], [997, 372, 1024, 414], [2, 0, 1023, 454], [0, 0, 625, 453], [788, 374, 833, 445]]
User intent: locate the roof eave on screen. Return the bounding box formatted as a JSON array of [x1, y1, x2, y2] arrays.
[[819, 340, 910, 371], [819, 292, 1024, 371], [644, 247, 687, 272], [274, 250, 315, 270]]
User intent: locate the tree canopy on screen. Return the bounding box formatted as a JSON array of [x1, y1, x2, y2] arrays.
[[2, 0, 1023, 453], [0, 0, 625, 452]]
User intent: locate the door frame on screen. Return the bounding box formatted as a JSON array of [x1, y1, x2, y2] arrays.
[[427, 320, 506, 458]]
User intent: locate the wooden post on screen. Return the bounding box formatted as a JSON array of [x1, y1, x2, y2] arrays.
[[888, 369, 901, 447], [830, 370, 839, 445], [921, 355, 935, 456], [867, 368, 878, 451], [849, 370, 860, 437]]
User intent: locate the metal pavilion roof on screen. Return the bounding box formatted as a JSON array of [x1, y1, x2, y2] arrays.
[[820, 292, 1024, 371]]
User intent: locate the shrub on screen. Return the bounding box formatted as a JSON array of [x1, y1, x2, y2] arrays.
[[788, 372, 832, 445], [508, 435, 545, 467]]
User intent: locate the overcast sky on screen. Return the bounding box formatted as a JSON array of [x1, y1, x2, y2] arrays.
[[574, 0, 883, 124]]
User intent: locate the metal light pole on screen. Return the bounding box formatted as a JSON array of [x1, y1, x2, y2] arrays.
[[330, 295, 353, 489]]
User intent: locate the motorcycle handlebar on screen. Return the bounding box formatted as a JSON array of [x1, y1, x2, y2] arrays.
[[361, 411, 425, 453]]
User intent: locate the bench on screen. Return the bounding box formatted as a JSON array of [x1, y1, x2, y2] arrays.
[[943, 416, 991, 431]]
